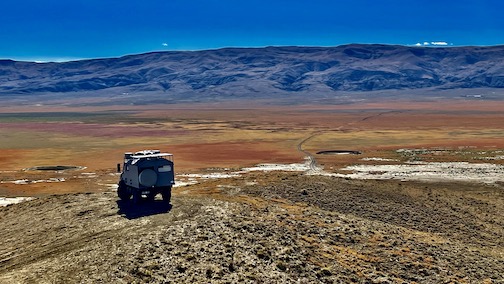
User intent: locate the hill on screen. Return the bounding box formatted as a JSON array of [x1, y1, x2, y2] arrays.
[[1, 174, 502, 283], [1, 44, 504, 105]]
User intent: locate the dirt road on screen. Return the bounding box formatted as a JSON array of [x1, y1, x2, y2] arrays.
[[296, 111, 403, 174]]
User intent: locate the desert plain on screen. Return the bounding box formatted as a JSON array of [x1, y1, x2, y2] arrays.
[[0, 99, 503, 283]]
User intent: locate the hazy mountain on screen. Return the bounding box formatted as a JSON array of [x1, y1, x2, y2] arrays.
[[1, 44, 504, 105]]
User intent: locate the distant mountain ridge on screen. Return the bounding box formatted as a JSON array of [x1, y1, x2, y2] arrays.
[[1, 44, 504, 104]]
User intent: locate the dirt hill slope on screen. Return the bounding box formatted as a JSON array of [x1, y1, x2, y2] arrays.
[[0, 174, 502, 283]]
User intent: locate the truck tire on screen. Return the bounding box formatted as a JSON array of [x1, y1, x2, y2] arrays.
[[161, 187, 172, 204], [117, 181, 132, 201], [132, 188, 142, 204]]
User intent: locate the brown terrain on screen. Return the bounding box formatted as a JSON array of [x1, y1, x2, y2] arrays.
[[0, 100, 503, 283]]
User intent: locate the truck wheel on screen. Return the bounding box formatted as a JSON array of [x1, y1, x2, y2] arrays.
[[132, 188, 142, 204], [117, 181, 132, 200], [161, 187, 172, 204]]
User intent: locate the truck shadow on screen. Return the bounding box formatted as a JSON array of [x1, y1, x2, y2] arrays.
[[117, 200, 172, 219]]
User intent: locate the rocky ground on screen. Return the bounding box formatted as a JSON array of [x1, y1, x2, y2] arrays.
[[0, 172, 503, 283]]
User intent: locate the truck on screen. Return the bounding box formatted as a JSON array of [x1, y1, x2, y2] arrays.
[[117, 150, 174, 204]]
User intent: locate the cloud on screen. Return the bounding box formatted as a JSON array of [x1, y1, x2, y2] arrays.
[[414, 41, 452, 47], [162, 43, 168, 47]]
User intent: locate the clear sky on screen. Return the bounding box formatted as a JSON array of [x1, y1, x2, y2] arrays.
[[1, 0, 503, 61]]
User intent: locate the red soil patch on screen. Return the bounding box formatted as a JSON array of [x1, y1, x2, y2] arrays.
[[0, 122, 188, 138], [164, 141, 303, 171], [0, 149, 34, 170], [350, 113, 504, 130]]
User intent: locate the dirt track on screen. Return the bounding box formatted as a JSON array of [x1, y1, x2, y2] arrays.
[[1, 173, 503, 283]]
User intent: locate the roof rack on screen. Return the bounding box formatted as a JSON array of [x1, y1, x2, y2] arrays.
[[126, 150, 173, 159], [130, 153, 173, 159]]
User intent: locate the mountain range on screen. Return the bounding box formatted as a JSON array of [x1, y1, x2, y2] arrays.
[[1, 44, 504, 105]]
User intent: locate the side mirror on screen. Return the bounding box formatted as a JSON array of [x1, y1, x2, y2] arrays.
[[117, 163, 121, 173]]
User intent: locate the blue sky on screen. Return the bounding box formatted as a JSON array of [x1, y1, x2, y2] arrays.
[[1, 0, 503, 61]]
